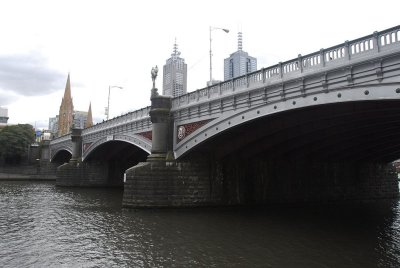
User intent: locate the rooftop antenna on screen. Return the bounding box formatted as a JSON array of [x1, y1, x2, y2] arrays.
[[238, 31, 243, 51], [172, 37, 181, 58]]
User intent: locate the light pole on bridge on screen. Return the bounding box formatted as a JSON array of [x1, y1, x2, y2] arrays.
[[209, 26, 229, 86], [106, 85, 123, 120]]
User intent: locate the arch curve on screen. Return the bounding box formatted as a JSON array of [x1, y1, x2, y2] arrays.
[[174, 84, 400, 159], [82, 134, 151, 161]]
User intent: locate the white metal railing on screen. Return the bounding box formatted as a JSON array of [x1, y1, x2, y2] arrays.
[[172, 25, 400, 109], [82, 106, 151, 136], [50, 106, 151, 144], [49, 133, 71, 145]]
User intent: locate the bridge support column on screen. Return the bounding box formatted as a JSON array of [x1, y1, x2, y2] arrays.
[[69, 128, 82, 163], [56, 128, 113, 187], [123, 95, 222, 208], [147, 95, 172, 161]]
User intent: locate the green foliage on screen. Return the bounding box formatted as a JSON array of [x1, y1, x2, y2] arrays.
[[0, 124, 35, 164]]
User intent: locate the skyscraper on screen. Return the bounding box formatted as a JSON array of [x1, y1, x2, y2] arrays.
[[162, 40, 187, 97], [0, 107, 8, 127], [224, 32, 257, 80], [58, 74, 74, 136]]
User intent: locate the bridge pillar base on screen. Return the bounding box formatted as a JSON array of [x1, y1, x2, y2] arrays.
[[56, 161, 117, 187], [123, 160, 221, 208], [146, 153, 167, 162]]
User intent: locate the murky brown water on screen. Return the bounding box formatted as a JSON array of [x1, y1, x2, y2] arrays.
[[0, 181, 399, 267]]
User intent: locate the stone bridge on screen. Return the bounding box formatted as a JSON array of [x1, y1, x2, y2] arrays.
[[50, 25, 400, 208]]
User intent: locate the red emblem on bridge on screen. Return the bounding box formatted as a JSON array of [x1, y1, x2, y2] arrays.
[[177, 119, 213, 142]]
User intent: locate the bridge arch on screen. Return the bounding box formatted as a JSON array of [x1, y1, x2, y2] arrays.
[[82, 133, 151, 161], [51, 147, 72, 164], [175, 83, 400, 161]]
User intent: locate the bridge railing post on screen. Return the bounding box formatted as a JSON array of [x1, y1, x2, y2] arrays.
[[373, 31, 380, 53], [320, 49, 325, 67], [297, 54, 303, 73], [279, 62, 283, 78], [262, 68, 266, 83], [345, 41, 351, 61]]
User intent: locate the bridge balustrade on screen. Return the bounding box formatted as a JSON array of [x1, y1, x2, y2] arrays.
[[171, 25, 400, 112], [50, 133, 71, 146]]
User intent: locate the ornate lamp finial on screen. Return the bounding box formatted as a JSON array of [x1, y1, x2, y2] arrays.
[[151, 65, 159, 98]]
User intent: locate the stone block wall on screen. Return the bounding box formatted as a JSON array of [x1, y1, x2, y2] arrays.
[[214, 158, 399, 205], [56, 162, 110, 187], [123, 161, 222, 208]]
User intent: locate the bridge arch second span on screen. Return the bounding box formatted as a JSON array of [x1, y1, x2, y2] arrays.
[[82, 133, 151, 161]]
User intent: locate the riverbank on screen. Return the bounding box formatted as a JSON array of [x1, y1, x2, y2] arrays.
[[0, 173, 56, 181]]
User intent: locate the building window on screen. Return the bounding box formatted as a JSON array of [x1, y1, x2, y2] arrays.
[[229, 59, 234, 78], [246, 58, 251, 73]]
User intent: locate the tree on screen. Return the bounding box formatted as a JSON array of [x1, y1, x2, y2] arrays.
[[0, 124, 35, 164]]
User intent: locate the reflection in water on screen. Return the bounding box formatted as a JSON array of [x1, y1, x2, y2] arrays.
[[0, 181, 399, 267]]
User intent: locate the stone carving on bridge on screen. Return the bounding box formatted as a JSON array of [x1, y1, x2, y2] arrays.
[[176, 119, 214, 143], [151, 65, 159, 98], [137, 131, 152, 141]]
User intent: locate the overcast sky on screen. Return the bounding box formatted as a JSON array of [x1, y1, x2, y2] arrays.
[[0, 0, 399, 129]]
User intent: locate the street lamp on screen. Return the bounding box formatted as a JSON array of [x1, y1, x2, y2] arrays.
[[106, 85, 123, 120], [209, 26, 229, 86]]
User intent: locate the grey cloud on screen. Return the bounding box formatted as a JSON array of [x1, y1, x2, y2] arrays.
[[0, 52, 65, 103]]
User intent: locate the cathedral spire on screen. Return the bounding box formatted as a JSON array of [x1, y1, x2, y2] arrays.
[[58, 73, 74, 136], [85, 102, 93, 128], [64, 73, 72, 100]]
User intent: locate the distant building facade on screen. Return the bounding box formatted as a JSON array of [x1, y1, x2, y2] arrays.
[[224, 32, 257, 80], [0, 107, 8, 127], [48, 116, 59, 135], [163, 41, 187, 97]]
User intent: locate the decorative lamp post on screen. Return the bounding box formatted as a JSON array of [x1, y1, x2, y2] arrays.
[[106, 85, 123, 120], [209, 26, 229, 85]]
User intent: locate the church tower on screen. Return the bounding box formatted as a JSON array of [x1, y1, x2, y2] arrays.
[[58, 74, 74, 136], [85, 102, 93, 128]]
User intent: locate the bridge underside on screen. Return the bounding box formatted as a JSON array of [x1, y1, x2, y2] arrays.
[[51, 150, 72, 165], [183, 100, 400, 205], [57, 141, 148, 188], [191, 100, 400, 163]]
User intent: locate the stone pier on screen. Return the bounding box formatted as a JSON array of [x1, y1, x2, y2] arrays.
[[123, 92, 220, 207]]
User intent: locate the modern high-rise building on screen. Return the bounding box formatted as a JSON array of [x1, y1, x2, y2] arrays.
[[224, 32, 257, 80], [48, 116, 59, 135], [162, 41, 187, 97], [0, 107, 8, 127], [73, 109, 92, 129]]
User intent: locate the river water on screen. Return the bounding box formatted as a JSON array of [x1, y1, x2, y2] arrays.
[[0, 181, 399, 267]]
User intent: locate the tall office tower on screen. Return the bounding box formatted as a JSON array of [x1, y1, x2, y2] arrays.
[[224, 32, 257, 80], [48, 116, 59, 135], [58, 74, 74, 136], [0, 107, 9, 126], [163, 40, 187, 97]]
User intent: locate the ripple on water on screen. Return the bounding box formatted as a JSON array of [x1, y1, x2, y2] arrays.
[[0, 181, 400, 267]]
